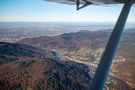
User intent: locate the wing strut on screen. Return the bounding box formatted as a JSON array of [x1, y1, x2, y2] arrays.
[[76, 0, 91, 10], [88, 1, 133, 90]]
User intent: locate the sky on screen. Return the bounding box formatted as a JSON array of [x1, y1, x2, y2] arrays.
[[0, 0, 135, 22]]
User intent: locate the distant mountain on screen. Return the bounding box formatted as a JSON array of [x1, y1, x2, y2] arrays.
[[18, 30, 110, 50], [0, 42, 91, 90], [18, 30, 135, 58]]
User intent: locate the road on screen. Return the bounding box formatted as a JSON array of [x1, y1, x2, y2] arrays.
[[74, 60, 130, 90], [109, 75, 130, 90]]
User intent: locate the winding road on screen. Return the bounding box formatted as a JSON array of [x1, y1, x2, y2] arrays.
[[74, 60, 130, 90], [109, 75, 130, 90]]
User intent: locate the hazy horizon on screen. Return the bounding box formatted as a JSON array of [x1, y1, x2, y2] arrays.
[[0, 22, 134, 29]]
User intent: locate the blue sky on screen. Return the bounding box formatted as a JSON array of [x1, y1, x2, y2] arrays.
[[0, 0, 135, 22]]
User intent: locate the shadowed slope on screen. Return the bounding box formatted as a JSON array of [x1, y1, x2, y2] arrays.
[[0, 42, 91, 90]]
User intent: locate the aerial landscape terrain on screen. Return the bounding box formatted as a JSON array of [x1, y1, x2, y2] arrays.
[[0, 22, 135, 90]]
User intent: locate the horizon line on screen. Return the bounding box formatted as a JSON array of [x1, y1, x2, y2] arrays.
[[0, 21, 135, 23]]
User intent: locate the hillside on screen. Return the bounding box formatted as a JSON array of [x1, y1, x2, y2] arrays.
[[0, 42, 91, 90], [0, 42, 57, 64], [18, 31, 110, 50]]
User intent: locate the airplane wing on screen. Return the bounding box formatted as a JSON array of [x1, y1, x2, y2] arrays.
[[45, 0, 127, 5], [45, 0, 134, 10], [45, 0, 80, 5]]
